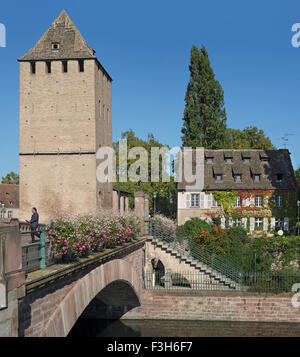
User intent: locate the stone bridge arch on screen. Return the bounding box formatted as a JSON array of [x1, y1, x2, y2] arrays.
[[40, 259, 141, 337]]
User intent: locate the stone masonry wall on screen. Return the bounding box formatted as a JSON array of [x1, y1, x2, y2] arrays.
[[19, 58, 113, 223], [123, 289, 300, 323]]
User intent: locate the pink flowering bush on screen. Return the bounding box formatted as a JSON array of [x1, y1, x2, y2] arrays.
[[151, 214, 176, 239], [48, 211, 141, 260]]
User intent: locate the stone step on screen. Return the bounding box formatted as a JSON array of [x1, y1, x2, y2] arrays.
[[151, 239, 241, 291]]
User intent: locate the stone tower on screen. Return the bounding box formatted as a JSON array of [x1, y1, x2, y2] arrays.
[[18, 10, 113, 223]]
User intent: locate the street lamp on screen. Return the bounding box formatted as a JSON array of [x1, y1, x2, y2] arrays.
[[153, 192, 157, 216], [297, 200, 300, 235]]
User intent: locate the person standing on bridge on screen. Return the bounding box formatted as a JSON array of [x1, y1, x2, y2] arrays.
[[26, 207, 40, 243]]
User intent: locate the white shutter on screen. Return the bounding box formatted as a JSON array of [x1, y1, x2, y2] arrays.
[[213, 196, 218, 207], [242, 199, 247, 207], [250, 217, 255, 232], [221, 217, 226, 229], [200, 193, 205, 208], [270, 217, 276, 231], [207, 194, 212, 208], [284, 217, 289, 231], [250, 196, 255, 206], [242, 217, 247, 230], [186, 194, 191, 208], [263, 217, 268, 231], [229, 217, 233, 227]]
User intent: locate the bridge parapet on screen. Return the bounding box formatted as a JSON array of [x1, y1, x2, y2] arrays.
[[0, 220, 26, 337]]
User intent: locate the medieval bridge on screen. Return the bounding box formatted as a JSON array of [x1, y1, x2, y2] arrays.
[[2, 220, 300, 338], [0, 220, 147, 337]]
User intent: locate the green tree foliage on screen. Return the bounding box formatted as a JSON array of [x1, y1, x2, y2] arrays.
[[1, 172, 19, 184], [114, 130, 177, 218], [251, 236, 300, 272], [224, 126, 276, 150], [181, 45, 227, 149], [177, 219, 252, 270]]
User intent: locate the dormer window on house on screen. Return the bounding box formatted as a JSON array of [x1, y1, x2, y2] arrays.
[[206, 157, 213, 163], [242, 152, 251, 162], [224, 152, 233, 163], [235, 175, 242, 182], [216, 175, 222, 182], [260, 152, 269, 162], [277, 174, 283, 182], [52, 42, 60, 50], [254, 174, 260, 182]]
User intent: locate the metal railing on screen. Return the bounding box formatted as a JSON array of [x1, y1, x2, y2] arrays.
[[149, 222, 244, 285], [21, 230, 54, 273], [145, 270, 300, 293], [145, 271, 232, 291]]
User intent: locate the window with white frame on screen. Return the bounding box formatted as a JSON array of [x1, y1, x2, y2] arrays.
[[255, 218, 263, 228], [255, 195, 263, 207], [235, 219, 242, 226], [8, 211, 12, 218], [191, 194, 200, 207], [236, 195, 241, 207]]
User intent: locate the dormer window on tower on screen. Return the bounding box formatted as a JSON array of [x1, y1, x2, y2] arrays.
[[52, 42, 60, 50]]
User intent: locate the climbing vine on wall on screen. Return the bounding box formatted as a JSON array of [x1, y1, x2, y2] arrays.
[[208, 191, 237, 217], [208, 189, 297, 228]]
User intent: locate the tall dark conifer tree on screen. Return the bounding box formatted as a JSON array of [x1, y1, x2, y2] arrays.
[[181, 45, 227, 148]]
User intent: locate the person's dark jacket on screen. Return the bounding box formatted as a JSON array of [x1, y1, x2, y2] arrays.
[[30, 212, 39, 230]]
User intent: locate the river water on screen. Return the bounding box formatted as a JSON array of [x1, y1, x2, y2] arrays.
[[69, 319, 300, 337]]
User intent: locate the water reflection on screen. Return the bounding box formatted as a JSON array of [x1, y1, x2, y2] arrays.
[[69, 319, 300, 337]]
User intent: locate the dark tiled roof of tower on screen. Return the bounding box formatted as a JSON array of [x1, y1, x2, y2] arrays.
[[18, 10, 96, 61], [0, 184, 19, 208], [178, 149, 297, 191]]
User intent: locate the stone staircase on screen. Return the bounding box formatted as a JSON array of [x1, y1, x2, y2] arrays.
[[151, 237, 246, 291]]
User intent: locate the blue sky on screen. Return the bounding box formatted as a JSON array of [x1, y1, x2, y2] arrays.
[[1, 0, 300, 179]]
